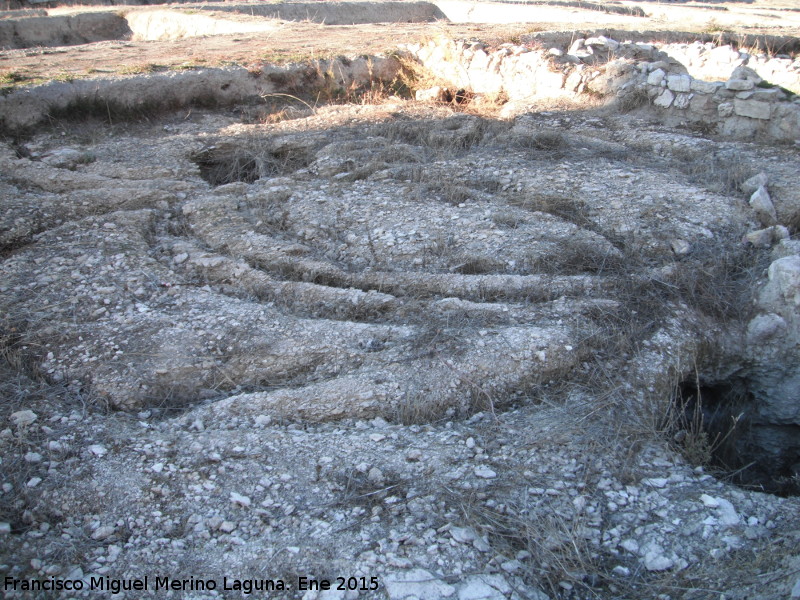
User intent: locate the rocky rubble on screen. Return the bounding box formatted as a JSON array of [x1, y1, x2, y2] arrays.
[[2, 375, 800, 600], [404, 36, 800, 142], [2, 96, 800, 598], [654, 40, 800, 96]]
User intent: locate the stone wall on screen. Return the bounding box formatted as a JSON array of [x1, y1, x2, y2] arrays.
[[403, 39, 592, 104], [641, 63, 800, 142], [655, 41, 800, 95], [404, 37, 800, 143]]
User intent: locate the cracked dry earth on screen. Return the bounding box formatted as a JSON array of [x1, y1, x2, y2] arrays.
[[2, 101, 800, 600]]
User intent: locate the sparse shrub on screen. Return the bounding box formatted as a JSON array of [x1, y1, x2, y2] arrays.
[[616, 86, 650, 113], [491, 210, 524, 230], [673, 149, 755, 195], [525, 240, 624, 275], [684, 119, 717, 136], [526, 130, 567, 151], [666, 237, 769, 321], [451, 488, 602, 599], [333, 468, 406, 507], [118, 63, 159, 76], [512, 129, 569, 159], [756, 80, 797, 98], [509, 193, 592, 230], [0, 71, 27, 86], [190, 143, 312, 186], [702, 18, 730, 35]]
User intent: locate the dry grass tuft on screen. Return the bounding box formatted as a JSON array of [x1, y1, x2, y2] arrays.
[[616, 86, 651, 113], [450, 487, 607, 598], [190, 143, 313, 186], [672, 148, 755, 195]]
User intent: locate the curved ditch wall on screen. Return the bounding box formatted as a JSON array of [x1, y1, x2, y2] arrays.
[[433, 0, 644, 23], [0, 55, 401, 132], [0, 11, 128, 48], [207, 1, 446, 25], [0, 1, 444, 48], [125, 9, 278, 41]]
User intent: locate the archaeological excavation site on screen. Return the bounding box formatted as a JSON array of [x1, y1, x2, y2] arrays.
[[1, 0, 800, 598]]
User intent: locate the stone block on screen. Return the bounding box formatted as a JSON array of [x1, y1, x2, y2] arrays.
[[742, 172, 768, 196], [750, 186, 778, 226], [709, 45, 738, 63], [690, 79, 721, 94], [731, 65, 763, 84], [689, 93, 713, 114], [646, 68, 665, 86], [564, 71, 582, 92], [667, 74, 691, 92], [766, 104, 800, 142], [673, 93, 691, 109], [653, 88, 674, 108], [753, 88, 786, 102], [767, 255, 800, 307], [718, 102, 734, 117], [720, 115, 759, 138], [734, 99, 771, 120], [470, 50, 490, 71], [746, 312, 787, 341], [726, 79, 755, 91], [585, 35, 619, 51], [569, 39, 585, 54], [744, 226, 790, 249], [415, 86, 448, 102]]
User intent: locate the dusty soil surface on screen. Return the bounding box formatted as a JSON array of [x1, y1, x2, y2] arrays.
[[1, 2, 800, 600], [0, 22, 487, 82], [2, 0, 800, 84]]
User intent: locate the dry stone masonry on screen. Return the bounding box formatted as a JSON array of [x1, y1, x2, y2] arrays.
[[404, 35, 800, 142]]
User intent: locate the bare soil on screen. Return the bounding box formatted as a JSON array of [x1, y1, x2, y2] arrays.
[[2, 0, 800, 85]]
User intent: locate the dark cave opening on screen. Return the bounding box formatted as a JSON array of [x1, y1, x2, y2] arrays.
[[674, 379, 800, 497]]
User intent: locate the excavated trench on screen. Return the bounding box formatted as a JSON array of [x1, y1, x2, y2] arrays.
[[1, 8, 800, 501], [0, 2, 445, 48], [7, 0, 800, 592], [184, 111, 800, 497]]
